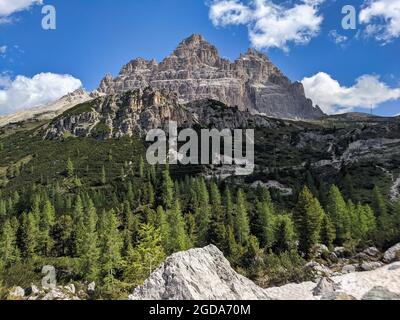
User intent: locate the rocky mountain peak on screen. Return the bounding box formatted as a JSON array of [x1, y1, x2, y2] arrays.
[[97, 34, 325, 120]]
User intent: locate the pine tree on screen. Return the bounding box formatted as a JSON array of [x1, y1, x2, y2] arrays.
[[320, 214, 336, 249], [372, 186, 392, 241], [254, 199, 275, 249], [274, 215, 296, 253], [99, 210, 122, 284], [139, 156, 145, 178], [124, 224, 166, 286], [79, 202, 100, 281], [101, 166, 107, 185], [223, 187, 235, 229], [293, 186, 324, 256], [38, 198, 56, 256], [326, 185, 351, 244], [20, 212, 39, 258], [0, 220, 20, 269], [67, 158, 74, 177], [160, 167, 174, 209], [208, 182, 226, 249], [194, 178, 211, 246], [53, 215, 74, 256], [234, 189, 250, 246], [166, 201, 190, 254]]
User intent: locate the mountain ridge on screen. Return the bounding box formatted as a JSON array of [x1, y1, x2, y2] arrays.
[[96, 34, 324, 120]]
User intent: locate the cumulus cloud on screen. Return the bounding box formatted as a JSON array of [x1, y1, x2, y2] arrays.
[[359, 0, 400, 43], [0, 46, 7, 56], [302, 72, 400, 114], [0, 0, 42, 23], [328, 30, 348, 45], [0, 73, 82, 115], [208, 0, 325, 51]]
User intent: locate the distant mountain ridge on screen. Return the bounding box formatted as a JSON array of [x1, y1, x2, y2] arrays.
[[0, 88, 91, 128], [97, 34, 324, 120]]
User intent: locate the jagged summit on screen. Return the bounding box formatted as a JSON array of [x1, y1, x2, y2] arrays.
[[97, 34, 324, 120]]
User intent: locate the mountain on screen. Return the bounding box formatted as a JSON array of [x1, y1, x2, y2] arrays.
[[44, 87, 277, 140], [96, 34, 324, 120], [0, 88, 91, 128], [130, 245, 400, 300]]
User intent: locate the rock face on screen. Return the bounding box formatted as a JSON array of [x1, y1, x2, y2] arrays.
[[130, 245, 272, 300], [97, 34, 324, 120], [45, 88, 277, 140], [384, 243, 400, 263], [131, 245, 400, 301]]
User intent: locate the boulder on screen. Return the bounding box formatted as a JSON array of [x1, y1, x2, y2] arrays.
[[341, 265, 357, 274], [360, 262, 384, 272], [362, 286, 400, 300], [363, 247, 380, 257], [389, 263, 400, 271], [383, 243, 400, 263], [321, 292, 357, 300], [312, 278, 339, 296], [88, 282, 96, 294], [130, 245, 272, 300], [9, 287, 25, 299]]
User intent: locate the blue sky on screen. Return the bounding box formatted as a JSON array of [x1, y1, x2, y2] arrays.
[[0, 0, 399, 116]]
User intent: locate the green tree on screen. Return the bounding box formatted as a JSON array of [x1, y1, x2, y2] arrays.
[[320, 214, 336, 249], [0, 220, 20, 269], [79, 202, 100, 281], [293, 186, 324, 256], [166, 201, 190, 254], [208, 182, 226, 249], [274, 215, 296, 254], [20, 212, 39, 258], [194, 178, 211, 246], [66, 158, 74, 177], [124, 224, 166, 286], [234, 189, 250, 246], [101, 166, 107, 185], [99, 210, 122, 284], [38, 198, 56, 256], [160, 167, 174, 209], [326, 185, 351, 244], [254, 199, 275, 249]]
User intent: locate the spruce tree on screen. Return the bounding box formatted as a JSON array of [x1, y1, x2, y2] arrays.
[[38, 198, 56, 256], [320, 214, 336, 249], [254, 200, 275, 249], [0, 220, 20, 269], [293, 186, 324, 256], [234, 189, 250, 246], [20, 212, 39, 258], [195, 178, 211, 246], [124, 224, 166, 286], [160, 167, 174, 209], [274, 215, 296, 253], [99, 210, 122, 284], [79, 202, 100, 281], [166, 201, 189, 254], [326, 185, 351, 244], [208, 182, 226, 249], [67, 158, 74, 177]]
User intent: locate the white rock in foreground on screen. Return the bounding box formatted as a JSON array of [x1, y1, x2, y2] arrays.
[[130, 245, 271, 300], [130, 246, 400, 301]]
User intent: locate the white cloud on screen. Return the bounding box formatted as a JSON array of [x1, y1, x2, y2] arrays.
[[302, 72, 400, 114], [208, 0, 325, 51], [359, 0, 400, 43], [0, 45, 7, 56], [0, 0, 42, 23], [0, 73, 82, 115], [328, 30, 348, 45]]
